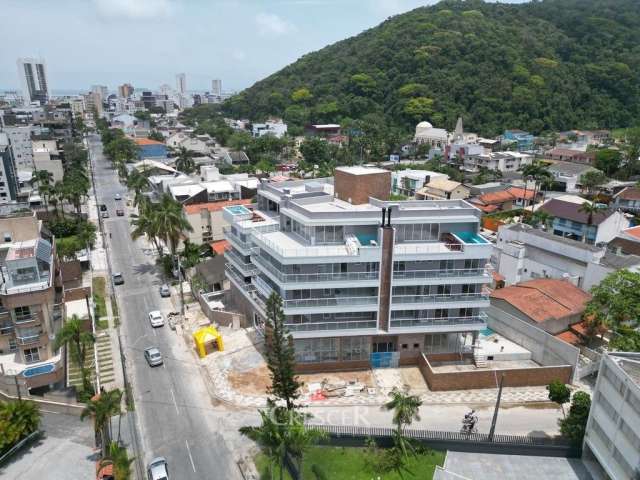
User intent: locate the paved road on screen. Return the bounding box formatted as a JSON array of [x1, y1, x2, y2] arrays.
[[87, 134, 241, 480], [0, 413, 95, 480]]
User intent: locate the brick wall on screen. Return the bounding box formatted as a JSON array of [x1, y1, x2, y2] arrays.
[[294, 359, 370, 374], [418, 353, 572, 391], [334, 169, 391, 205]]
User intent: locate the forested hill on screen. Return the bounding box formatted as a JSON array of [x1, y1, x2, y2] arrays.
[[223, 0, 640, 137]]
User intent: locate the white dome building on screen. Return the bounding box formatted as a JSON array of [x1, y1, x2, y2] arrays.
[[414, 120, 449, 148]]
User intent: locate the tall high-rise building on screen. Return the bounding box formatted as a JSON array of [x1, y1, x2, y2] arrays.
[[91, 85, 108, 102], [211, 79, 222, 97], [176, 73, 187, 95], [17, 57, 49, 105], [118, 83, 134, 98]]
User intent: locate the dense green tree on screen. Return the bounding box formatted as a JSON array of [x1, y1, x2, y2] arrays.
[[82, 389, 123, 456], [559, 392, 591, 448], [594, 149, 622, 176], [264, 293, 302, 411], [579, 170, 608, 195], [54, 315, 95, 397], [172, 146, 196, 174], [148, 130, 164, 142], [586, 270, 640, 331], [0, 400, 41, 453], [547, 380, 571, 418]]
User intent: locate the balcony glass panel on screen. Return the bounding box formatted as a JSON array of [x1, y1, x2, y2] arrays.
[[392, 293, 488, 305], [284, 296, 378, 309], [390, 313, 487, 329]]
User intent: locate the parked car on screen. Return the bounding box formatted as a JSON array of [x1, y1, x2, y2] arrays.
[[144, 347, 163, 367], [147, 457, 169, 480], [114, 193, 122, 200], [159, 284, 170, 297], [148, 310, 164, 328], [100, 204, 107, 211], [101, 211, 109, 218], [112, 272, 124, 285], [116, 209, 124, 216]]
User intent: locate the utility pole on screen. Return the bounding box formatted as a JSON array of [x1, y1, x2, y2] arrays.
[[177, 254, 185, 317], [488, 373, 505, 442], [14, 374, 22, 401]]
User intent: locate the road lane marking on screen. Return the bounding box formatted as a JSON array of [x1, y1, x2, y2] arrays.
[[170, 388, 179, 415], [185, 440, 196, 473], [153, 327, 157, 337]]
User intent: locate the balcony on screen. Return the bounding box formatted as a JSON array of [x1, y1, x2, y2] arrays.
[[225, 264, 254, 292], [389, 313, 487, 331], [225, 248, 257, 277], [391, 293, 489, 306], [223, 227, 253, 254], [253, 255, 379, 284], [286, 319, 377, 333], [14, 313, 42, 326], [16, 332, 46, 346], [0, 324, 14, 335], [283, 296, 379, 309], [393, 268, 488, 281]]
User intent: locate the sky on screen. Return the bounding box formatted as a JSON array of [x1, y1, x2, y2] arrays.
[[0, 0, 525, 94]]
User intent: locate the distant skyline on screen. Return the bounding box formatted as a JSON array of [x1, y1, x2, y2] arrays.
[[0, 0, 527, 94]]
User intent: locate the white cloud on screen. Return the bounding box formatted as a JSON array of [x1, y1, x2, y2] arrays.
[[94, 0, 174, 20], [255, 13, 295, 36]]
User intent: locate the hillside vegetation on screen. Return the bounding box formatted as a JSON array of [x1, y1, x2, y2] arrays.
[[223, 0, 640, 136]]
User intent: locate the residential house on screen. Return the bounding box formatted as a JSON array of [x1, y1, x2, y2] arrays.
[[166, 132, 210, 155], [224, 169, 492, 370], [183, 199, 253, 245], [134, 138, 167, 159], [582, 352, 640, 480], [545, 148, 596, 165], [222, 150, 250, 166], [391, 170, 447, 198], [414, 121, 449, 148], [31, 139, 63, 183], [501, 130, 534, 151], [416, 178, 470, 201], [463, 151, 533, 173], [0, 208, 65, 391], [494, 223, 640, 290], [468, 187, 536, 214], [547, 162, 599, 193], [252, 120, 287, 139], [613, 186, 640, 214], [490, 279, 590, 334], [608, 225, 640, 256], [540, 196, 630, 244]]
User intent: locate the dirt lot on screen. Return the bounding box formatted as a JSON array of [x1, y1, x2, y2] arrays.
[[299, 369, 375, 390]]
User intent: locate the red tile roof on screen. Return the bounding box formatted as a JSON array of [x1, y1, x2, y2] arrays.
[[210, 240, 229, 255], [507, 187, 535, 200], [555, 330, 582, 346], [477, 190, 515, 205], [615, 186, 640, 201], [133, 138, 165, 146], [183, 199, 252, 215], [490, 278, 591, 323], [624, 225, 640, 239]]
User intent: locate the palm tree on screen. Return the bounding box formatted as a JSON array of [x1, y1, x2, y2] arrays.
[[173, 146, 196, 174], [520, 162, 552, 204], [578, 202, 604, 243], [529, 210, 553, 230], [54, 315, 95, 395], [383, 386, 422, 456], [0, 400, 41, 452], [82, 388, 122, 456], [100, 441, 134, 480], [126, 170, 149, 209], [34, 169, 53, 208], [131, 208, 162, 255], [154, 194, 193, 257]]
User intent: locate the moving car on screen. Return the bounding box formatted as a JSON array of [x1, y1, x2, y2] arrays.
[[116, 209, 124, 216], [159, 284, 170, 297], [99, 204, 107, 211], [148, 310, 164, 328], [114, 193, 122, 200], [112, 272, 124, 285], [147, 457, 169, 480], [144, 347, 163, 367], [101, 211, 109, 218]]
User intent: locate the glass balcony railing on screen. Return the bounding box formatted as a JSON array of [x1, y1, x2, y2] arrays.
[[283, 296, 379, 309], [224, 264, 255, 293], [286, 319, 377, 332], [223, 227, 253, 251], [0, 324, 14, 335], [389, 313, 487, 329], [16, 332, 44, 345], [392, 268, 487, 280], [225, 249, 257, 276], [391, 293, 489, 305], [253, 255, 379, 283]]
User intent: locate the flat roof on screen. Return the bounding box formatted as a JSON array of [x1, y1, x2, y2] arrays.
[[336, 166, 388, 175]]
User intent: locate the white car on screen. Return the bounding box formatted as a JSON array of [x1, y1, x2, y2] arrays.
[[144, 347, 163, 367], [114, 193, 122, 200], [147, 457, 169, 480], [148, 310, 165, 328]]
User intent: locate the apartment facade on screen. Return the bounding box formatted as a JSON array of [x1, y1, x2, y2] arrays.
[[0, 208, 64, 390], [2, 125, 34, 171], [17, 57, 49, 105], [463, 151, 533, 173], [0, 133, 18, 205], [583, 352, 640, 480], [224, 167, 491, 370]]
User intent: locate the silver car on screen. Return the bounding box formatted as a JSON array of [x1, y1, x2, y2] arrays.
[[148, 310, 164, 328], [147, 457, 169, 480], [159, 284, 170, 297], [144, 347, 163, 367]]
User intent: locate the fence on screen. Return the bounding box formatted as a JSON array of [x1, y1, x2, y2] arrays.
[[0, 430, 41, 467]]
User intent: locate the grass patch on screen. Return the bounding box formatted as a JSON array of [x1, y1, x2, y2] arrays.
[[92, 276, 107, 319], [255, 446, 445, 480], [96, 318, 109, 330]]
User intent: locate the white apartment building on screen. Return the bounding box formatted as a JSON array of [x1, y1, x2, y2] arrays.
[[463, 151, 533, 173], [252, 121, 288, 139], [391, 170, 447, 198], [211, 79, 222, 97], [0, 134, 18, 204], [32, 140, 64, 183], [176, 73, 186, 94], [224, 167, 492, 369], [2, 125, 34, 171], [583, 352, 640, 480], [17, 57, 49, 105]]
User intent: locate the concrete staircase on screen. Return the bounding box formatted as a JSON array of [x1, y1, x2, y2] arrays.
[[473, 346, 487, 368], [66, 333, 115, 389]]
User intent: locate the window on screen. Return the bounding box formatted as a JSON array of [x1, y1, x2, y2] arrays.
[[341, 337, 370, 361], [8, 338, 17, 352], [23, 347, 40, 363]]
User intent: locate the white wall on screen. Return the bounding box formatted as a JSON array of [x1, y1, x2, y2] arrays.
[[595, 211, 631, 244]]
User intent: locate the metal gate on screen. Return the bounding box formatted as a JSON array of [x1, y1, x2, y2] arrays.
[[370, 352, 400, 368]]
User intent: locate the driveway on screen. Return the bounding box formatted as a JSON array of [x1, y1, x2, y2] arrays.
[[0, 412, 96, 480]]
